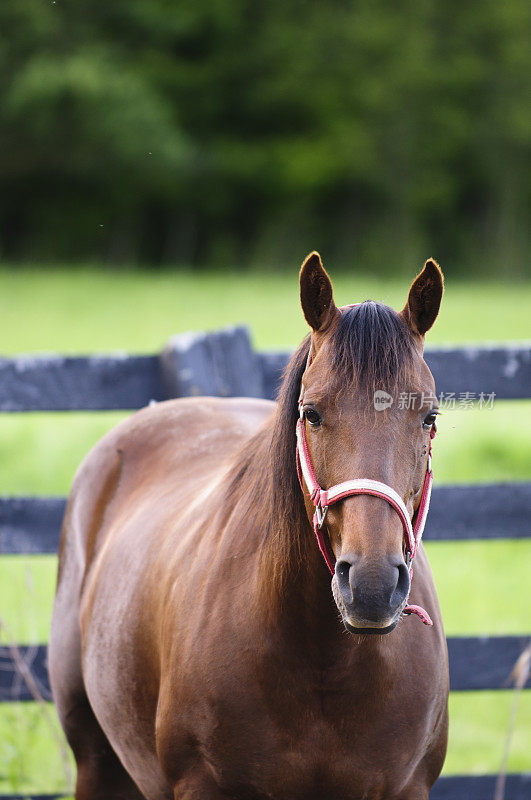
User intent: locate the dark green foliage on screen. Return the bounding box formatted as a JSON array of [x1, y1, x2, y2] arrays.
[[0, 0, 529, 273]]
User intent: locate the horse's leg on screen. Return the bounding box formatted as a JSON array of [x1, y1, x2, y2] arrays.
[[51, 636, 146, 799], [67, 696, 146, 800], [396, 715, 448, 800], [51, 645, 146, 799], [172, 767, 226, 799], [396, 754, 447, 799], [49, 557, 145, 799]]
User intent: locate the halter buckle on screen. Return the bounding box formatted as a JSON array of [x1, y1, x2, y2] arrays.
[[315, 501, 329, 529]]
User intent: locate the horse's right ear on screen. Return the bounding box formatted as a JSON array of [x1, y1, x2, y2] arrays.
[[300, 252, 338, 332], [401, 258, 444, 337]]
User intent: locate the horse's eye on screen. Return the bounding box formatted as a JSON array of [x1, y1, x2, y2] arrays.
[[304, 408, 322, 427], [423, 411, 438, 430]]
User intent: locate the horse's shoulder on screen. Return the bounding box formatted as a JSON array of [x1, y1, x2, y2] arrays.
[[76, 395, 271, 469], [67, 396, 273, 522]]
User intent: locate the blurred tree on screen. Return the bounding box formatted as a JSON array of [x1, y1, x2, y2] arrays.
[[0, 0, 529, 273]]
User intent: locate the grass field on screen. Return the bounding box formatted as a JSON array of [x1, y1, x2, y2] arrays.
[[0, 265, 530, 795], [1, 265, 531, 354]]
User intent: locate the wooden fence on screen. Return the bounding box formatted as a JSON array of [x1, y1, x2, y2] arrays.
[[1, 326, 530, 799]]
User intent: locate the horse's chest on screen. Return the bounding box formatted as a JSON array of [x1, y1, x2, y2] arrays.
[[191, 685, 425, 800]]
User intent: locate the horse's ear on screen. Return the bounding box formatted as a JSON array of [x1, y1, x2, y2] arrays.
[[401, 258, 444, 337], [299, 252, 338, 332]]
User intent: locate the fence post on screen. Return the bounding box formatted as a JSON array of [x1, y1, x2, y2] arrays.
[[159, 326, 264, 399]]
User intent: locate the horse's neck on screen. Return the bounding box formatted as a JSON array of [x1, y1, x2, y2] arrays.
[[228, 429, 340, 650]]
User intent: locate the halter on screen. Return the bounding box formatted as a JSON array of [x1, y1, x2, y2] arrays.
[[296, 308, 435, 627]]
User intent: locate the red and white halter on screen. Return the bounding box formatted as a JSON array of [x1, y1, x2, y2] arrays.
[[295, 308, 435, 626]]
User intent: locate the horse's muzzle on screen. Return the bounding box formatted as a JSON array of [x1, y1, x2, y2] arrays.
[[333, 554, 410, 635]]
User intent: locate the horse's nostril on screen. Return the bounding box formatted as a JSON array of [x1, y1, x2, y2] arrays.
[[391, 561, 410, 607], [335, 559, 355, 605], [336, 559, 352, 583]]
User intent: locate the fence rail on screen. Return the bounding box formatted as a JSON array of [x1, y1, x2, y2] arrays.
[[1, 327, 530, 799], [1, 636, 530, 703], [1, 482, 530, 555], [1, 331, 530, 411]]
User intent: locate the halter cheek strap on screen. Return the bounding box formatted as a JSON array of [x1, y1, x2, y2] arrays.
[[296, 324, 435, 626]]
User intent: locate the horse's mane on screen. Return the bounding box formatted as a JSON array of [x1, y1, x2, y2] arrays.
[[222, 337, 309, 599], [224, 301, 416, 600], [332, 300, 417, 396]]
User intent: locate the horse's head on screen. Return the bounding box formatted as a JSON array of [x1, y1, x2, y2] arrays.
[[297, 252, 443, 634]]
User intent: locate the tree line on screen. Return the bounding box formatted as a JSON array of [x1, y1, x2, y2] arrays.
[[0, 0, 529, 274]]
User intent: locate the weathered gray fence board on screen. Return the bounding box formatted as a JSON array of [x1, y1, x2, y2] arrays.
[[259, 351, 291, 401], [0, 354, 163, 411], [425, 345, 531, 401], [0, 497, 65, 554], [161, 326, 264, 399], [431, 773, 531, 799], [0, 341, 529, 411], [0, 327, 264, 412], [0, 645, 51, 702], [2, 637, 529, 702], [0, 795, 66, 799], [447, 636, 531, 692], [427, 483, 531, 541], [259, 344, 531, 401], [2, 483, 529, 555]]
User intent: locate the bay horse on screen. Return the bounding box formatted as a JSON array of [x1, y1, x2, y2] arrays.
[[49, 253, 449, 800]]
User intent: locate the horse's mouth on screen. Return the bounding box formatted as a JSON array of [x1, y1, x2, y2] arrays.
[[342, 602, 406, 635], [343, 618, 399, 635]]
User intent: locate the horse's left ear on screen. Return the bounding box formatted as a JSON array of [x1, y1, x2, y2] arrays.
[[300, 251, 339, 332], [401, 258, 444, 337]]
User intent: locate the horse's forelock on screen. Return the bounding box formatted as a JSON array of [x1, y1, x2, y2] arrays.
[[330, 301, 417, 397]]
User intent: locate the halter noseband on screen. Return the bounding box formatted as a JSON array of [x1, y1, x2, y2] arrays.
[[296, 312, 435, 627]]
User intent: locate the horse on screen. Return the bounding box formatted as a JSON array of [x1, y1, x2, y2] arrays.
[[49, 252, 449, 800]]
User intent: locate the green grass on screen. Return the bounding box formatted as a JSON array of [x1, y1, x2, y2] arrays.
[[1, 540, 530, 645], [1, 265, 530, 355], [0, 265, 529, 793], [1, 401, 530, 496], [0, 703, 74, 796]]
